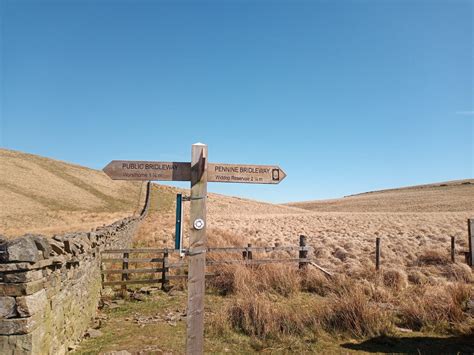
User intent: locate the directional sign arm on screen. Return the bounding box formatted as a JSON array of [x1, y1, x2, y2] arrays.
[[102, 160, 191, 181], [207, 163, 287, 184]]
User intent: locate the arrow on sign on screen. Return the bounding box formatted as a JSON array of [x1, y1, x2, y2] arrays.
[[103, 160, 191, 181], [208, 163, 287, 184]]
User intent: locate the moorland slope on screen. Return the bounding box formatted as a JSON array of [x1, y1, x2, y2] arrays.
[[0, 149, 146, 237]]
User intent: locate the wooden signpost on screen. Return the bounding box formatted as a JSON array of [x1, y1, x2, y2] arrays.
[[103, 143, 286, 355]]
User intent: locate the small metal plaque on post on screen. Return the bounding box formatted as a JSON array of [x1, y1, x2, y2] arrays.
[[193, 219, 205, 230]]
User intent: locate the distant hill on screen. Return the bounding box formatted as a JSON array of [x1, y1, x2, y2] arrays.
[[286, 179, 474, 212], [0, 149, 148, 237]]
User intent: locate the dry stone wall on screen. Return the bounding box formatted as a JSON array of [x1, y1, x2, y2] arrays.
[[0, 182, 151, 354]]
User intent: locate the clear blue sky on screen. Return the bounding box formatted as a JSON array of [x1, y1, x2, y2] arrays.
[[1, 0, 472, 203]]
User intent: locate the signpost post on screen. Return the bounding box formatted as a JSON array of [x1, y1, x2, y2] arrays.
[[103, 143, 286, 355], [186, 143, 208, 354]]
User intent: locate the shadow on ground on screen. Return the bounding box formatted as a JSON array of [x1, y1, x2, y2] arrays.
[[341, 334, 474, 354]]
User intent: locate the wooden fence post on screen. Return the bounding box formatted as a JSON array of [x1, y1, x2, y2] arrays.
[[122, 252, 129, 295], [162, 249, 169, 291], [375, 237, 381, 271], [299, 235, 308, 269], [468, 219, 473, 267], [451, 236, 455, 263], [247, 243, 253, 261]]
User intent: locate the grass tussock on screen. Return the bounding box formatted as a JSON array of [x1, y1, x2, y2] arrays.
[[441, 263, 473, 283], [323, 285, 392, 338], [398, 282, 473, 333], [382, 268, 408, 290], [299, 268, 332, 296], [227, 293, 317, 339], [416, 250, 450, 266], [208, 264, 301, 297]]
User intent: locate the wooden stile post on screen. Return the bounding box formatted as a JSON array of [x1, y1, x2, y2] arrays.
[[299, 235, 308, 269], [451, 236, 455, 263], [468, 219, 474, 268], [375, 237, 381, 271], [122, 252, 129, 295], [186, 143, 208, 355]]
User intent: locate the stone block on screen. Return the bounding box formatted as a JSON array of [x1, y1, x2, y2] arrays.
[[1, 237, 42, 263], [50, 239, 66, 256], [0, 314, 40, 335], [0, 237, 7, 262], [0, 259, 53, 273], [16, 290, 48, 317], [0, 297, 17, 319], [2, 270, 44, 283], [0, 322, 47, 354], [0, 280, 44, 297], [31, 236, 52, 259], [63, 240, 80, 256]]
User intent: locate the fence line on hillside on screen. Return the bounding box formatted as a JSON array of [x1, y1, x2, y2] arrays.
[[101, 218, 474, 289], [374, 220, 474, 270]]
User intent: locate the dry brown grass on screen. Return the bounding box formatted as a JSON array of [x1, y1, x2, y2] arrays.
[[300, 268, 332, 296], [208, 264, 322, 340], [323, 285, 392, 338], [208, 264, 473, 341], [416, 249, 451, 266], [208, 264, 301, 297], [226, 293, 318, 339], [382, 268, 408, 290]]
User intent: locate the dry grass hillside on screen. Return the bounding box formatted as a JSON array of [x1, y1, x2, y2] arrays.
[[135, 178, 473, 284], [286, 179, 474, 212], [0, 149, 148, 237]]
